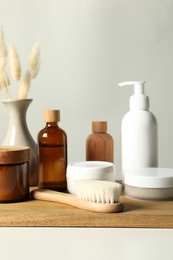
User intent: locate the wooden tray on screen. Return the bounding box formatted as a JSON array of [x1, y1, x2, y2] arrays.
[[0, 192, 172, 228]]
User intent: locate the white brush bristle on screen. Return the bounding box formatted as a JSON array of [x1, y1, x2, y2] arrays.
[[76, 180, 122, 204]]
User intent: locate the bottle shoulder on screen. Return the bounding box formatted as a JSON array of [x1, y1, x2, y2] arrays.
[[123, 109, 156, 116], [86, 133, 114, 143], [122, 110, 157, 125], [38, 126, 67, 145], [38, 126, 66, 135]]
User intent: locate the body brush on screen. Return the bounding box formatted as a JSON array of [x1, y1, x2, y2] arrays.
[[31, 180, 123, 213]]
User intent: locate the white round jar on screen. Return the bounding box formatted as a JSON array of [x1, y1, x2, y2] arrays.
[[67, 161, 116, 194], [124, 167, 173, 200]]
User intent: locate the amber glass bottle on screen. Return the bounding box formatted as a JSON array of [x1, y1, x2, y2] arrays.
[[38, 110, 67, 191], [86, 121, 114, 163]]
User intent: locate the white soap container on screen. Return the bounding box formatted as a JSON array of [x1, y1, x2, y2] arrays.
[[67, 161, 116, 194], [119, 81, 158, 181], [124, 168, 173, 201]]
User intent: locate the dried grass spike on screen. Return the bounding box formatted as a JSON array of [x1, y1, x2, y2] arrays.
[[0, 56, 6, 70], [29, 41, 40, 79], [0, 26, 7, 57], [0, 70, 11, 99], [9, 43, 21, 81], [0, 70, 10, 88], [18, 70, 31, 99]]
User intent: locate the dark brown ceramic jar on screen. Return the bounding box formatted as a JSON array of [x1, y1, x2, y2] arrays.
[[0, 146, 30, 202]]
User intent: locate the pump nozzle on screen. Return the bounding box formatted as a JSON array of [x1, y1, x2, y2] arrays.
[[119, 81, 149, 110], [119, 81, 145, 94], [119, 81, 144, 87]]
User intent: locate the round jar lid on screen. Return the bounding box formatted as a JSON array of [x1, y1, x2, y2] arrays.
[[67, 161, 115, 179], [0, 146, 30, 164], [124, 168, 173, 188]]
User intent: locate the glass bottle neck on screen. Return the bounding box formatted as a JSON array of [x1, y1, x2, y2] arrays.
[[46, 122, 58, 127], [93, 131, 106, 134]]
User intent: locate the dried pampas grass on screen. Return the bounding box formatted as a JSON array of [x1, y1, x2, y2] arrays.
[[18, 70, 31, 99], [9, 43, 21, 81], [0, 70, 10, 87], [0, 70, 11, 99], [0, 26, 7, 57], [0, 27, 10, 99], [0, 56, 6, 70], [29, 42, 40, 79], [0, 26, 40, 100], [0, 27, 7, 71]]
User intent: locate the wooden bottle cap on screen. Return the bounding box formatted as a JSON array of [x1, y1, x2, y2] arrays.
[[44, 110, 60, 122], [0, 146, 30, 164], [92, 121, 107, 133]]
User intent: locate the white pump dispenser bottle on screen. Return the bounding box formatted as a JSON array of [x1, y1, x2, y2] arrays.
[[119, 81, 158, 179]]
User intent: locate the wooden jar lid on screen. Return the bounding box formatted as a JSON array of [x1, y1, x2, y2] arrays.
[[0, 146, 30, 164]]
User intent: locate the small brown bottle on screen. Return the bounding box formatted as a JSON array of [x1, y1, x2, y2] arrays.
[[86, 121, 114, 163], [38, 110, 67, 191]]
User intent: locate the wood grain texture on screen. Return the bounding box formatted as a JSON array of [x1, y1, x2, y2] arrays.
[[0, 146, 30, 164], [0, 192, 172, 228]]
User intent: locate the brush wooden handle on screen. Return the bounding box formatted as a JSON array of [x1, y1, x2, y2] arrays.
[[31, 189, 124, 213]]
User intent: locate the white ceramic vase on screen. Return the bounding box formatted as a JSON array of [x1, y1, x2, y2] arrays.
[[2, 99, 38, 186]]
